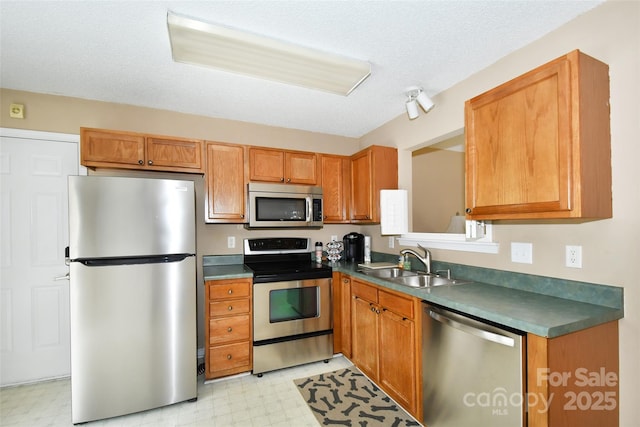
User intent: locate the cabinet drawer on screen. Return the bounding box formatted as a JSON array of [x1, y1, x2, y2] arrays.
[[209, 299, 250, 317], [351, 280, 378, 303], [209, 314, 250, 344], [379, 290, 414, 319], [209, 342, 250, 373], [209, 281, 250, 300]]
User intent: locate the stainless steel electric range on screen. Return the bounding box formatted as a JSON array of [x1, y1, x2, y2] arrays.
[[243, 237, 333, 375]]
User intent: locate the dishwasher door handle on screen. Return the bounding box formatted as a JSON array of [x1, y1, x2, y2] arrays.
[[429, 308, 515, 347]]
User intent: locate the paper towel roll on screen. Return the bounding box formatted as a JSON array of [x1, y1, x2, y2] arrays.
[[364, 235, 371, 263]]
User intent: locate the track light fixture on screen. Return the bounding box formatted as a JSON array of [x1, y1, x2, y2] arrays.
[[405, 86, 435, 120]]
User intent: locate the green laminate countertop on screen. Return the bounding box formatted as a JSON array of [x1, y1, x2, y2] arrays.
[[203, 264, 254, 280], [203, 254, 253, 281], [201, 254, 623, 339], [334, 262, 623, 338]]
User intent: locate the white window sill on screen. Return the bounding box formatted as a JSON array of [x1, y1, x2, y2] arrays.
[[397, 232, 499, 254]]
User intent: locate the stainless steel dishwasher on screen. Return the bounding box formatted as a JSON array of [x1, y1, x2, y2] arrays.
[[422, 303, 526, 427]]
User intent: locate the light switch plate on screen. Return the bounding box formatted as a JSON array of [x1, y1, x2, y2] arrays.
[[511, 242, 533, 264], [227, 236, 235, 249]]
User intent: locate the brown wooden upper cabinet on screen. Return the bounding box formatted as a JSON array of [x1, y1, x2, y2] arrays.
[[350, 145, 398, 223], [248, 147, 318, 185], [320, 154, 351, 223], [465, 50, 611, 220], [205, 142, 247, 223], [81, 128, 204, 173]]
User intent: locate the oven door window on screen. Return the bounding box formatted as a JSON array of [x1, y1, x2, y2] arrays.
[[269, 287, 318, 322], [256, 197, 307, 222]]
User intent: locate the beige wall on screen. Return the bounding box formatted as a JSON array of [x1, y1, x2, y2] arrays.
[[1, 0, 637, 423], [0, 89, 359, 155], [412, 137, 465, 232], [361, 1, 639, 424]]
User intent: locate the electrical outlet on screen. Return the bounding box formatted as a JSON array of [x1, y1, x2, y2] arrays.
[[566, 245, 582, 268], [227, 236, 235, 249], [511, 242, 533, 264], [330, 235, 338, 242], [388, 236, 395, 248]]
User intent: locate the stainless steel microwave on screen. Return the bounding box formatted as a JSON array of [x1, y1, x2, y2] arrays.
[[247, 182, 323, 228]]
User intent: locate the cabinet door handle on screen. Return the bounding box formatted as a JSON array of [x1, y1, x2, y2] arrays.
[[280, 177, 285, 182], [465, 208, 472, 214], [138, 160, 144, 165], [148, 160, 153, 165], [227, 327, 233, 332], [286, 178, 291, 182]]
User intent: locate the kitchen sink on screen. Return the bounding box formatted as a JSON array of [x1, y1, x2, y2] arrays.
[[391, 274, 471, 288], [359, 267, 418, 279]]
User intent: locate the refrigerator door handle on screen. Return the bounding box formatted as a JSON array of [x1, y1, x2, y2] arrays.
[[428, 308, 515, 347], [54, 272, 70, 281], [77, 253, 193, 267]]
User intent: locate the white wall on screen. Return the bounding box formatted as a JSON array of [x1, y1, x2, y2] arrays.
[[360, 1, 639, 424]]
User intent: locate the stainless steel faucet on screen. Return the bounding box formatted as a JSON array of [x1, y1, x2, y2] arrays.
[[400, 244, 432, 274]]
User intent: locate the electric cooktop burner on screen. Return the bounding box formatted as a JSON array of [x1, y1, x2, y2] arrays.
[[243, 237, 332, 283]]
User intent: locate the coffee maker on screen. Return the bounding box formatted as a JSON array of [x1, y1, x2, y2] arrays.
[[343, 232, 365, 263]]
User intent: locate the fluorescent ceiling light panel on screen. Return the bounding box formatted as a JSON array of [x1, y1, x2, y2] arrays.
[[167, 12, 371, 96]]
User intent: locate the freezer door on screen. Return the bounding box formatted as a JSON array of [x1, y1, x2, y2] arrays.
[[70, 256, 197, 424], [69, 176, 195, 259]]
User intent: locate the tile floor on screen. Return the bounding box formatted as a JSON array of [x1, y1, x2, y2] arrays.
[[0, 356, 353, 426]]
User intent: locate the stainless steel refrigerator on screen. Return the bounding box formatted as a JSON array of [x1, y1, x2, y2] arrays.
[[67, 176, 197, 424]]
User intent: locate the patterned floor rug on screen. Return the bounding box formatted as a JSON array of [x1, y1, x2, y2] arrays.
[[294, 365, 421, 426]]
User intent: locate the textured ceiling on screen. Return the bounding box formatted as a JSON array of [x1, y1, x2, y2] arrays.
[[0, 0, 603, 138]]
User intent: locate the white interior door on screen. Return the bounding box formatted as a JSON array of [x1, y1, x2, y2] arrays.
[[0, 129, 80, 385]]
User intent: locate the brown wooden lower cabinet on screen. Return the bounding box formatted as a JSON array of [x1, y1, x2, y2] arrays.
[[205, 278, 252, 380], [333, 272, 352, 358], [339, 275, 619, 427], [349, 278, 422, 419], [527, 321, 619, 427]]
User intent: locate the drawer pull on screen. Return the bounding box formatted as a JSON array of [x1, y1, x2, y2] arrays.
[[228, 289, 233, 295], [227, 354, 232, 360], [228, 305, 233, 311], [227, 327, 233, 332]]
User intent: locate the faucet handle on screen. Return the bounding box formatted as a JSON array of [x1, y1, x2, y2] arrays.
[[417, 244, 430, 256]]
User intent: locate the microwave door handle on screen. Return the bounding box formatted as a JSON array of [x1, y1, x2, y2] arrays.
[[306, 197, 312, 223]]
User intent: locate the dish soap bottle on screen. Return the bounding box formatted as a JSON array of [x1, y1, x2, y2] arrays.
[[403, 254, 412, 270]]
